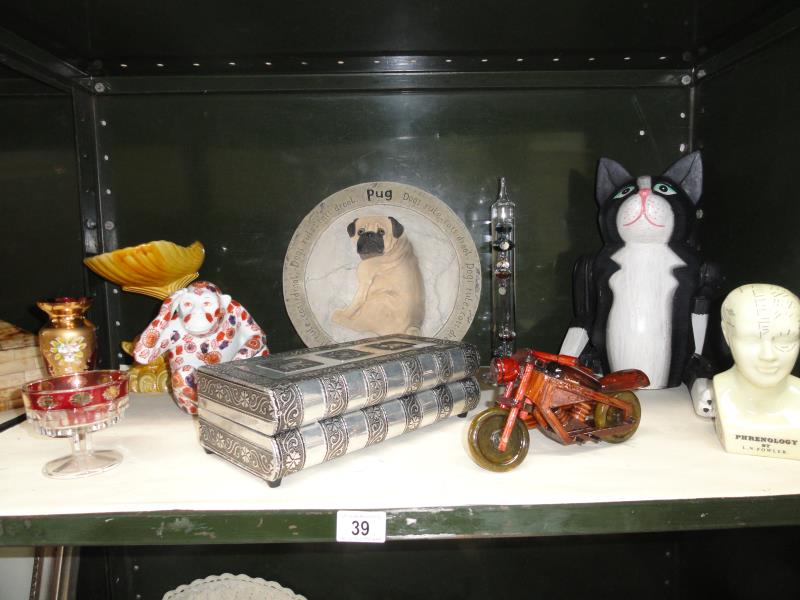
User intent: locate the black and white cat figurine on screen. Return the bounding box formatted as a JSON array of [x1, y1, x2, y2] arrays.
[[559, 151, 720, 416]]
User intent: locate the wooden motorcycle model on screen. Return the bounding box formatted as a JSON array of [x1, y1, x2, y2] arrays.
[[468, 349, 649, 471]]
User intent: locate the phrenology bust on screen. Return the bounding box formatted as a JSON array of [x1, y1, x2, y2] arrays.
[[713, 283, 800, 459]]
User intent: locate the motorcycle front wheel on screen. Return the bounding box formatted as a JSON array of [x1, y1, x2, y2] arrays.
[[467, 407, 530, 472]]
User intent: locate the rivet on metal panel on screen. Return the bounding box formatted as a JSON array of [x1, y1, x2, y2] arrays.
[[639, 130, 645, 136], [659, 56, 667, 61], [192, 63, 200, 67], [697, 69, 707, 79], [117, 352, 124, 358], [85, 219, 97, 229], [265, 61, 273, 66], [680, 112, 686, 119], [516, 58, 524, 63], [680, 75, 692, 85], [112, 289, 119, 294], [105, 189, 112, 195], [301, 61, 308, 66], [120, 64, 127, 68], [103, 154, 109, 161], [104, 221, 115, 231], [679, 143, 687, 152], [93, 81, 106, 93], [337, 60, 344, 65], [696, 209, 704, 220], [552, 57, 559, 62], [624, 56, 631, 61], [228, 62, 236, 66], [133, 564, 140, 571], [445, 58, 452, 63], [481, 58, 488, 63], [115, 321, 121, 327], [156, 63, 165, 68], [588, 57, 595, 62], [100, 120, 107, 126]]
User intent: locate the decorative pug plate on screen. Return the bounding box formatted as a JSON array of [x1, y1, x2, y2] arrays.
[[284, 182, 481, 346]]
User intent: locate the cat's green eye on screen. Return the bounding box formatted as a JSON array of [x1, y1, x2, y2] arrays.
[[613, 185, 636, 199], [654, 182, 677, 195]]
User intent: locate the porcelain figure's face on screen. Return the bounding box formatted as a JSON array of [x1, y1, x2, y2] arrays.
[[722, 285, 800, 389], [614, 176, 676, 243], [177, 288, 222, 336]]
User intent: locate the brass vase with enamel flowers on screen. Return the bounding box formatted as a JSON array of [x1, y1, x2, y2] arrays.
[[37, 297, 97, 376]]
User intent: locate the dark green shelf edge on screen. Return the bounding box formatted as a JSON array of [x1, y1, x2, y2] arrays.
[[2, 495, 799, 546]]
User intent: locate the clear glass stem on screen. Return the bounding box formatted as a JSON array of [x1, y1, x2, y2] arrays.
[[44, 429, 122, 479], [71, 430, 91, 456]]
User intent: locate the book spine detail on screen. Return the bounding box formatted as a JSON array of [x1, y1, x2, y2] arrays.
[[362, 364, 389, 407], [277, 427, 306, 475], [401, 356, 424, 395], [464, 345, 481, 378], [364, 404, 389, 447], [400, 393, 423, 433], [321, 416, 349, 462], [433, 350, 453, 385], [320, 373, 349, 418], [433, 385, 455, 421], [198, 420, 281, 482], [273, 383, 304, 431], [197, 377, 274, 421]]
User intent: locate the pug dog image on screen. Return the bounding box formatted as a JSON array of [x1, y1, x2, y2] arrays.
[[332, 215, 425, 336]]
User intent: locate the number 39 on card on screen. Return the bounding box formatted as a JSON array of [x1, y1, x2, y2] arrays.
[[336, 510, 387, 543]]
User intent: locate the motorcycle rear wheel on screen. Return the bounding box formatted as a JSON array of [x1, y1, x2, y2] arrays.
[[468, 407, 530, 472], [593, 391, 641, 443]]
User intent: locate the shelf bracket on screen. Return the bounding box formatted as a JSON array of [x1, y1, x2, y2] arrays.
[[0, 26, 91, 93]]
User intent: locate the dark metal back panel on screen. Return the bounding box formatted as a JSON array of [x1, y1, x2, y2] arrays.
[[696, 26, 800, 373], [100, 85, 689, 356], [0, 93, 82, 333]]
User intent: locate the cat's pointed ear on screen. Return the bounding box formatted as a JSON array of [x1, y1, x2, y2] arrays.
[[663, 151, 703, 204], [596, 158, 632, 206]]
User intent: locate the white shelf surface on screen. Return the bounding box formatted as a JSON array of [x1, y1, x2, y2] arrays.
[[1, 387, 799, 518]]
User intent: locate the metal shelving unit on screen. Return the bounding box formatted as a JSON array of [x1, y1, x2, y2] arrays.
[[1, 2, 800, 596]]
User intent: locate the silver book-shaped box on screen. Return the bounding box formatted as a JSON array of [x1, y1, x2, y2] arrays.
[[198, 377, 481, 484], [195, 335, 480, 436]]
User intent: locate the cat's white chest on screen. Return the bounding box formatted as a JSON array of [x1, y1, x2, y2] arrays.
[[607, 243, 685, 388]]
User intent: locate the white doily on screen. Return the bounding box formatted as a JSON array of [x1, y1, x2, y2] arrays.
[[162, 573, 308, 600]]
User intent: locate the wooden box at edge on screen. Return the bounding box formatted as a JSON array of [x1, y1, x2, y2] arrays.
[[0, 321, 48, 411]]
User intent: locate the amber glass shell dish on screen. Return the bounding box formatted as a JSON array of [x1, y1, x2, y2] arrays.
[[83, 240, 205, 300]]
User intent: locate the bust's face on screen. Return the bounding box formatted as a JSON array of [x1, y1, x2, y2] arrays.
[[722, 286, 800, 389]]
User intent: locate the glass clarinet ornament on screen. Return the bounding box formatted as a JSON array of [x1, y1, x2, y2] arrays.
[[491, 177, 517, 358]]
